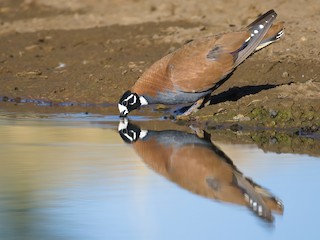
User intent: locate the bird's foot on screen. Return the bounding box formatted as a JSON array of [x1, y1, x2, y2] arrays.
[[173, 95, 211, 120], [189, 125, 205, 138], [174, 98, 204, 118], [173, 105, 192, 116]]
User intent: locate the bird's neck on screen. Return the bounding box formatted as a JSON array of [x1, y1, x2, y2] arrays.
[[139, 95, 148, 106]]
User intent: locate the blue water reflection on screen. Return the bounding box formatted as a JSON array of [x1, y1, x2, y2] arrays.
[[0, 114, 319, 240]]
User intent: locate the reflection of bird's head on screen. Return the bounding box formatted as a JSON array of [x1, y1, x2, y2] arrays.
[[118, 118, 148, 143]]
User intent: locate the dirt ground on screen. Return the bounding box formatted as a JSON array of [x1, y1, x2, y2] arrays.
[[0, 0, 320, 147]]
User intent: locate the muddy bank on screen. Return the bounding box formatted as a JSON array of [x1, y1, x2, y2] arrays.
[[204, 124, 320, 157], [1, 21, 319, 119], [0, 21, 194, 104]]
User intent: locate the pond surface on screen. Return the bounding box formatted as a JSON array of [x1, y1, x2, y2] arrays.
[[0, 112, 319, 240]]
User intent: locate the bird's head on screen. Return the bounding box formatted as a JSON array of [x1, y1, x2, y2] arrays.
[[118, 90, 148, 117], [118, 90, 141, 117]]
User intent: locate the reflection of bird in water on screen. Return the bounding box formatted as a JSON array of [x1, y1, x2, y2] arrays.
[[118, 118, 283, 222], [118, 9, 284, 117]]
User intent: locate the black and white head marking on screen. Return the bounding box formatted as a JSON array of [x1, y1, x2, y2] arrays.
[[118, 90, 148, 117], [118, 118, 148, 143]]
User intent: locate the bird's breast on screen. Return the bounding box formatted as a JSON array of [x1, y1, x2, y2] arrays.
[[147, 89, 211, 104]]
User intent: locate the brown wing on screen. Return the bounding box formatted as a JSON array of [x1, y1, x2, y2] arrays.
[[133, 137, 245, 204], [132, 131, 283, 219], [168, 31, 251, 92]]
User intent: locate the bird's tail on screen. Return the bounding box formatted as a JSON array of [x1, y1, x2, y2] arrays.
[[233, 171, 272, 221], [256, 21, 284, 51], [234, 9, 278, 67], [233, 171, 284, 222]]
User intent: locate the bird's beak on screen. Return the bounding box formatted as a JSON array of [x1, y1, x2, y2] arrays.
[[118, 117, 129, 131], [119, 111, 128, 117], [118, 104, 128, 117]]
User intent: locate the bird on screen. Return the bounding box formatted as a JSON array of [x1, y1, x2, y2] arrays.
[[118, 118, 284, 222], [118, 9, 284, 117]]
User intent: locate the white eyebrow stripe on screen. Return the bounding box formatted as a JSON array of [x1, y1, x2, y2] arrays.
[[123, 94, 137, 105], [129, 95, 137, 105], [123, 133, 134, 142], [130, 130, 136, 140]]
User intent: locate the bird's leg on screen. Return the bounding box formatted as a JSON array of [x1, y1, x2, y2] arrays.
[[189, 125, 212, 141], [179, 98, 203, 116], [179, 94, 211, 117], [189, 125, 205, 138]]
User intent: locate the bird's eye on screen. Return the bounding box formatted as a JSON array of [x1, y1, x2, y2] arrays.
[[122, 100, 128, 106], [128, 95, 137, 105]]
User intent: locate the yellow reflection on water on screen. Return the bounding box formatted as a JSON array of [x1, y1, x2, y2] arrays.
[[0, 120, 150, 238], [0, 121, 160, 193], [0, 126, 125, 198]]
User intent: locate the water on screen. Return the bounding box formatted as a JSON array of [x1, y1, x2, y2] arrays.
[[0, 112, 319, 240]]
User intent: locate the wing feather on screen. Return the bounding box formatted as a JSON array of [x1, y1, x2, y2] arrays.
[[167, 31, 250, 92]]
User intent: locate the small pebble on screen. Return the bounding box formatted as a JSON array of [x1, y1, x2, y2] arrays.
[[282, 71, 289, 78], [233, 114, 250, 121], [269, 109, 278, 118], [300, 36, 307, 42]]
